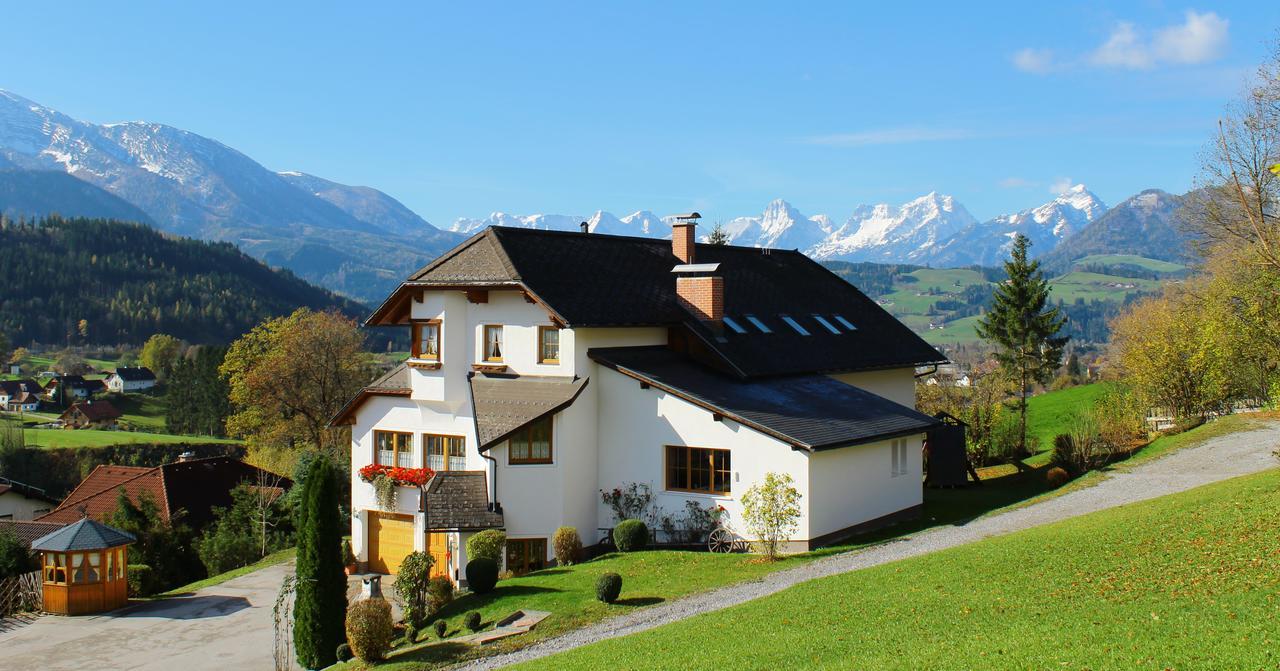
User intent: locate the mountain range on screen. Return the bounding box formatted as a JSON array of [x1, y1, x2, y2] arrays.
[[0, 89, 1197, 305]]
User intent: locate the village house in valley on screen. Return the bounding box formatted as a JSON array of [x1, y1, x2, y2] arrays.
[[59, 399, 122, 430], [105, 366, 157, 393], [334, 220, 946, 581], [0, 379, 42, 412]]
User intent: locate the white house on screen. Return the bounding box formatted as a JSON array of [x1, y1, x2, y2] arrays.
[[333, 221, 946, 582], [0, 478, 57, 521], [105, 367, 158, 393], [0, 379, 42, 412]]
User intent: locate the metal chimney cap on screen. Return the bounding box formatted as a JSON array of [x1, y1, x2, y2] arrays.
[[671, 212, 702, 222]]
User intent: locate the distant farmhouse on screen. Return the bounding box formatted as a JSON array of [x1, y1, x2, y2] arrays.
[[43, 375, 107, 401], [0, 379, 43, 412], [60, 399, 122, 430], [105, 367, 157, 393]]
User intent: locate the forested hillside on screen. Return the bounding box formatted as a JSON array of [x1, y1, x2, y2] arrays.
[[0, 216, 364, 345]]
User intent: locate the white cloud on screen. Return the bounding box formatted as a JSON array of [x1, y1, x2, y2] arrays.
[[805, 127, 976, 147], [1015, 10, 1229, 74], [1049, 177, 1075, 195], [999, 177, 1035, 189], [1012, 48, 1055, 74]]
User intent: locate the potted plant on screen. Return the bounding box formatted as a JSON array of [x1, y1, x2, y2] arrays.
[[343, 538, 358, 575]]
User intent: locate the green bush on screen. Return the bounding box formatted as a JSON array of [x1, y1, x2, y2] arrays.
[[1050, 434, 1074, 471], [126, 564, 154, 597], [553, 526, 582, 566], [427, 575, 454, 616], [465, 557, 498, 594], [292, 455, 348, 670], [1046, 466, 1070, 488], [612, 519, 648, 552], [342, 538, 356, 567], [345, 597, 394, 663], [464, 610, 482, 632], [596, 572, 622, 603], [394, 551, 435, 628], [0, 527, 37, 579], [335, 643, 353, 663], [466, 529, 506, 562], [434, 619, 448, 638]]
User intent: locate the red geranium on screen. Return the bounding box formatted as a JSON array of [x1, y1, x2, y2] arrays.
[[359, 463, 434, 487]]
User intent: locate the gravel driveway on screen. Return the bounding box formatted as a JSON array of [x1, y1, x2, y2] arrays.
[[462, 420, 1280, 670]]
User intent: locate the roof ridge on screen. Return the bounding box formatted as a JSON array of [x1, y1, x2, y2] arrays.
[[51, 465, 159, 516]]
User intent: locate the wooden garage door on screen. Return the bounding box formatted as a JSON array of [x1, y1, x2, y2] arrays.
[[368, 512, 416, 575]]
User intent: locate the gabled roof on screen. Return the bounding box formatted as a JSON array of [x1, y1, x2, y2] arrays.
[[424, 471, 504, 530], [110, 366, 156, 382], [367, 227, 944, 377], [61, 399, 122, 422], [0, 477, 58, 504], [30, 517, 134, 552], [590, 346, 940, 451], [330, 363, 412, 426], [39, 465, 165, 524], [0, 379, 40, 396], [468, 373, 589, 450], [0, 520, 66, 548]]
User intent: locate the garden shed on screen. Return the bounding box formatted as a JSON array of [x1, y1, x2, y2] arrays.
[[924, 412, 977, 487], [30, 517, 135, 615]]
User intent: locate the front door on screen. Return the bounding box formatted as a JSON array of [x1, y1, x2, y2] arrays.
[[428, 532, 450, 580], [368, 512, 415, 575]]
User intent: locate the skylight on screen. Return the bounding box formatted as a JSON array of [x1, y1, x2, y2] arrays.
[[744, 315, 772, 334], [812, 314, 841, 334], [833, 314, 857, 331], [722, 316, 748, 334], [781, 315, 810, 336]]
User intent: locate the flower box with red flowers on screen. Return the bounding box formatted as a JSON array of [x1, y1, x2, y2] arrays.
[[358, 464, 434, 487]]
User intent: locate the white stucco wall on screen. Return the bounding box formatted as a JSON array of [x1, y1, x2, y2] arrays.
[[0, 491, 53, 521], [830, 367, 917, 408], [806, 433, 925, 540], [595, 366, 814, 542]]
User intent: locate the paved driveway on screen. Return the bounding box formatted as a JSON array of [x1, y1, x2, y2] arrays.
[[0, 561, 293, 671]]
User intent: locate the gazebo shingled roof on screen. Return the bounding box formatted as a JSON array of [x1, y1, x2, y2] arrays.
[[30, 518, 135, 552]]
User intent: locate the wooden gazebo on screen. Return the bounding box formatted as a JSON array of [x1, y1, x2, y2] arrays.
[[30, 518, 135, 615]]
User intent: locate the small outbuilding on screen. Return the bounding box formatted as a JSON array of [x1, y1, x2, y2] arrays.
[[31, 518, 135, 615]]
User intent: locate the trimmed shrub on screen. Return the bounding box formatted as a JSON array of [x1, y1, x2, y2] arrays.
[[466, 529, 506, 562], [126, 564, 154, 597], [612, 519, 649, 552], [466, 557, 498, 595], [341, 538, 356, 567], [596, 572, 622, 604], [335, 643, 353, 663], [464, 610, 482, 632], [403, 622, 418, 644], [434, 618, 449, 638], [1046, 466, 1070, 488], [427, 575, 454, 616], [394, 551, 435, 628], [552, 526, 582, 566], [344, 597, 394, 663]]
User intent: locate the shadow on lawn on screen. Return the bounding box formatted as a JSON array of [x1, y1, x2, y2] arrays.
[[434, 584, 562, 620], [615, 596, 664, 607]]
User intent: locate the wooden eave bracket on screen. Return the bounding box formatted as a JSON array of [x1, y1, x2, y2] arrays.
[[471, 363, 508, 374], [407, 361, 442, 371]]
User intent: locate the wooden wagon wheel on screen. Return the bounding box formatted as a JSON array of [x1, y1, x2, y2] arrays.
[[707, 527, 734, 553]]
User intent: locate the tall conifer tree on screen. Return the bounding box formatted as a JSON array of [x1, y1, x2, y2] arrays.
[[292, 455, 347, 669], [976, 234, 1068, 456]]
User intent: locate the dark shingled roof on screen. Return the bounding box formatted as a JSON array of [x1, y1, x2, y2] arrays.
[[590, 346, 940, 451], [30, 517, 135, 552], [469, 374, 589, 450], [0, 520, 66, 548], [371, 227, 944, 378], [425, 471, 504, 530], [329, 364, 412, 426], [111, 367, 156, 382]]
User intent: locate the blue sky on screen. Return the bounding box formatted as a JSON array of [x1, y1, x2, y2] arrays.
[[4, 2, 1277, 225]]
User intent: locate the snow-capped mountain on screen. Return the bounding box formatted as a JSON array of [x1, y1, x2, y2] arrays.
[[0, 89, 459, 303], [808, 192, 978, 263], [720, 199, 834, 250], [925, 185, 1106, 267]]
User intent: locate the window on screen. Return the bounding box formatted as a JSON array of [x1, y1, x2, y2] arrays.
[[666, 445, 731, 494], [722, 316, 748, 334], [425, 433, 466, 471], [505, 538, 546, 575], [781, 315, 810, 336], [833, 314, 857, 331], [375, 430, 413, 467], [890, 438, 909, 477], [412, 320, 441, 360], [538, 326, 560, 364], [509, 416, 552, 464], [43, 553, 65, 585], [812, 314, 841, 334], [744, 314, 772, 333], [483, 325, 504, 362]]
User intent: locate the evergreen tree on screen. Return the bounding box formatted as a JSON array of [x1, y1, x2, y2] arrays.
[[706, 221, 730, 245], [293, 455, 347, 670], [976, 234, 1067, 455]]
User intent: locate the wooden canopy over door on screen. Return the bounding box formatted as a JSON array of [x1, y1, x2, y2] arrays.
[[368, 512, 416, 575]]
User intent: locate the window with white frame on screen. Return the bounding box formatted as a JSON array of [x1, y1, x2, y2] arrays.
[[890, 438, 909, 477]]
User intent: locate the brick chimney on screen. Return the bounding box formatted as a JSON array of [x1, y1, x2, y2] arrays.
[[670, 212, 701, 264], [676, 274, 724, 322]]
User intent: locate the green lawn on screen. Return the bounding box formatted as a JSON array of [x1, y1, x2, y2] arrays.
[[522, 467, 1280, 670], [108, 390, 169, 431], [907, 268, 989, 291], [1023, 383, 1111, 462], [920, 314, 983, 345], [1073, 254, 1187, 273], [1049, 271, 1162, 302], [20, 427, 240, 448]]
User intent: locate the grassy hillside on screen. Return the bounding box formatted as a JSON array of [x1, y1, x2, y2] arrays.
[[1025, 383, 1111, 455], [0, 216, 364, 346], [1073, 254, 1187, 273], [524, 467, 1280, 670]]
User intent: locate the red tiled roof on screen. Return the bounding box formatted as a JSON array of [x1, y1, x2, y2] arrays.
[[38, 465, 166, 525], [0, 520, 67, 548], [61, 399, 122, 422]]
